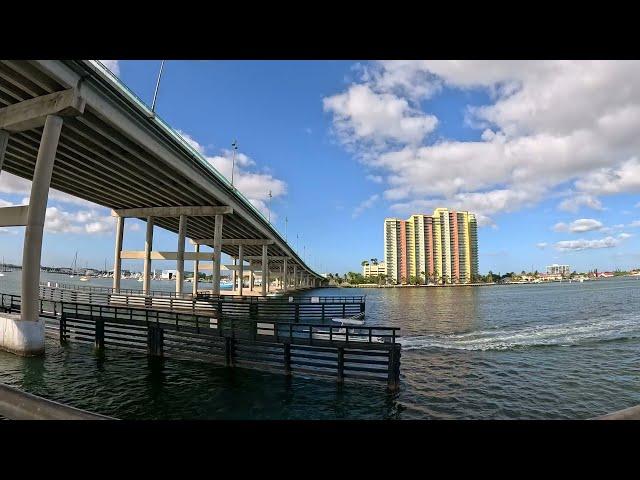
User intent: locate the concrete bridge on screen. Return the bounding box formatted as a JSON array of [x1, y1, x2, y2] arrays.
[[0, 60, 326, 356]]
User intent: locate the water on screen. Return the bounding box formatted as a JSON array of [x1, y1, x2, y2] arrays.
[[1, 272, 639, 419]]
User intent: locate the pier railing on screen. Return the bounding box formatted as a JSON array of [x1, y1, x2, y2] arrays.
[[38, 285, 365, 322], [1, 291, 400, 388]]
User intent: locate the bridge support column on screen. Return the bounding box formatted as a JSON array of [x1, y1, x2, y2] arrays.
[[232, 257, 237, 292], [0, 115, 62, 356], [238, 246, 244, 296], [293, 264, 297, 290], [261, 244, 268, 296], [212, 214, 223, 295], [112, 216, 124, 292], [176, 215, 187, 295], [283, 257, 288, 293], [192, 243, 200, 296], [249, 261, 254, 292], [143, 217, 154, 294]]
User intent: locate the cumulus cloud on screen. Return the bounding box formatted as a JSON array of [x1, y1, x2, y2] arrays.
[[324, 60, 640, 225], [323, 83, 438, 149], [352, 194, 379, 218], [553, 218, 604, 233], [176, 131, 286, 221], [558, 194, 604, 213], [0, 172, 96, 208], [44, 207, 114, 235], [365, 174, 383, 184], [554, 236, 620, 251], [536, 242, 548, 249], [99, 60, 120, 76], [628, 220, 640, 228]]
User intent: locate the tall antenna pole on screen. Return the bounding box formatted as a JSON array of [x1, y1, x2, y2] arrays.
[[151, 60, 166, 114], [231, 139, 238, 187], [285, 216, 288, 242], [268, 190, 272, 224]]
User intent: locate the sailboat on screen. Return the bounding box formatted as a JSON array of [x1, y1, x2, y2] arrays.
[[80, 260, 90, 281], [69, 251, 78, 278], [0, 257, 6, 277]]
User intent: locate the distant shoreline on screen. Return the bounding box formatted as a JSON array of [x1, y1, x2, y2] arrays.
[[333, 276, 639, 289]]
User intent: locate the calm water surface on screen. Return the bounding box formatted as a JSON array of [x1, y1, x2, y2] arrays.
[[0, 272, 639, 419]]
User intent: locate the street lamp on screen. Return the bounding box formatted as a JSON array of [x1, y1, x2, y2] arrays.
[[231, 139, 238, 187], [151, 60, 165, 115]]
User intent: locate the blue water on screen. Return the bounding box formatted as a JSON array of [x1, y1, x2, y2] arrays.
[[0, 272, 639, 419]]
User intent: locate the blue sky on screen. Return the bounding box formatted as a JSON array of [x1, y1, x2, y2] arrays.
[[1, 60, 639, 274]]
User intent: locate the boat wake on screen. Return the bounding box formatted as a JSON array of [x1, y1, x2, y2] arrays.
[[399, 315, 640, 351]]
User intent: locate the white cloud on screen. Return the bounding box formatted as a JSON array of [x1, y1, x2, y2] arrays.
[[323, 83, 438, 149], [536, 242, 548, 249], [618, 232, 633, 239], [628, 220, 640, 228], [553, 218, 603, 233], [554, 236, 620, 251], [324, 61, 640, 225], [176, 131, 287, 222], [365, 174, 383, 184], [558, 194, 604, 213], [352, 194, 379, 218], [99, 60, 120, 76], [44, 207, 114, 235], [0, 172, 96, 208]]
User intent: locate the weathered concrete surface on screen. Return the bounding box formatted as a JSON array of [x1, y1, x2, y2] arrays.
[[0, 88, 85, 132], [0, 382, 113, 420], [594, 405, 640, 420], [0, 314, 45, 356]]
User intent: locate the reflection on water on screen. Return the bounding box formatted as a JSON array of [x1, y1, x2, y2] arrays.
[[1, 271, 640, 419]]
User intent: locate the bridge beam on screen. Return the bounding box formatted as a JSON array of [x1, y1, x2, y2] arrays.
[[192, 238, 274, 246], [111, 205, 232, 218], [0, 130, 8, 171], [0, 88, 85, 133]]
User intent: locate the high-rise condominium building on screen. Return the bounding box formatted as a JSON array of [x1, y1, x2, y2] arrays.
[[384, 208, 478, 284], [547, 264, 570, 276]]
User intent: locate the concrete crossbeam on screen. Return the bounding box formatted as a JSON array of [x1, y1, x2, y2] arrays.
[[111, 205, 233, 218], [0, 89, 85, 133], [0, 205, 29, 227], [120, 250, 213, 261]]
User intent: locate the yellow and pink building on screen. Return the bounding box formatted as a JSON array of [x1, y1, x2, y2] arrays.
[[384, 208, 478, 284]]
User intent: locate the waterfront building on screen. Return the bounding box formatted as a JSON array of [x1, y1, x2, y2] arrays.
[[546, 264, 570, 276], [384, 208, 478, 284], [363, 261, 386, 278], [161, 269, 179, 280]]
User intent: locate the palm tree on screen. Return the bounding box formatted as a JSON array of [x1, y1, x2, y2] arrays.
[[361, 260, 369, 267], [371, 258, 378, 265]]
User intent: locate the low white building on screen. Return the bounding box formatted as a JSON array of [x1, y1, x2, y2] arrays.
[[363, 262, 386, 278], [547, 264, 570, 276], [161, 269, 179, 280]]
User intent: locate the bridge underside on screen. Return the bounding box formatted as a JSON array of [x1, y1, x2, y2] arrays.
[[0, 60, 325, 355]]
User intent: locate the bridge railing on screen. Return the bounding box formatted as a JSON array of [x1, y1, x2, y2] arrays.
[[38, 285, 365, 322]]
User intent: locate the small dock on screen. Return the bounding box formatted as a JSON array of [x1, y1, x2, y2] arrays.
[[2, 289, 402, 390]]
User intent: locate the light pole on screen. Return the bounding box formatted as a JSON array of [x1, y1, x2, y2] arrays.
[[151, 60, 165, 115], [231, 139, 238, 187], [268, 190, 272, 223], [284, 216, 288, 242]]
